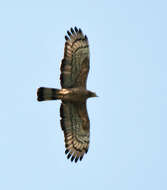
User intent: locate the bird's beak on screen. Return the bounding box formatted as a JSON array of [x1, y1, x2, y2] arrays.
[[94, 93, 98, 97], [90, 92, 98, 98]]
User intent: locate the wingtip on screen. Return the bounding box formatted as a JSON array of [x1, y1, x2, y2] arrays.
[[65, 35, 69, 40], [80, 156, 83, 161], [78, 28, 82, 33], [67, 30, 71, 36], [74, 26, 78, 32], [71, 156, 75, 162], [75, 157, 79, 163], [65, 149, 69, 154], [67, 153, 71, 159], [85, 35, 88, 41], [70, 27, 75, 34]]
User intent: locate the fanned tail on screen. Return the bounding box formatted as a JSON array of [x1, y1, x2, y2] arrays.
[[37, 87, 61, 101]]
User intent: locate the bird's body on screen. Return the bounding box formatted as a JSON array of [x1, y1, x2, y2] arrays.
[[37, 27, 97, 162], [38, 87, 96, 102]]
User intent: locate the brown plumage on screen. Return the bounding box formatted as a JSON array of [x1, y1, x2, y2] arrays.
[[37, 27, 97, 163]]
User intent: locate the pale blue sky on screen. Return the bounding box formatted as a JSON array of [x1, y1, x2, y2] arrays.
[[0, 0, 166, 189]]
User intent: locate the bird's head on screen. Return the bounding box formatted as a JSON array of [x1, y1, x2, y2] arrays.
[[88, 91, 98, 98]]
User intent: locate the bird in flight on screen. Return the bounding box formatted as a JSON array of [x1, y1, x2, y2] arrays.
[[37, 27, 97, 163]]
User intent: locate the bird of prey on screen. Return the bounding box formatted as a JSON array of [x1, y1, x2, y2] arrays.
[[37, 27, 97, 163]]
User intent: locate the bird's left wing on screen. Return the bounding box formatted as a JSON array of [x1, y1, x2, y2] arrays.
[[60, 101, 90, 162]]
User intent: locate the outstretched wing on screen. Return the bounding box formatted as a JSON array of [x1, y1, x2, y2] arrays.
[[60, 27, 90, 89], [60, 102, 90, 162]]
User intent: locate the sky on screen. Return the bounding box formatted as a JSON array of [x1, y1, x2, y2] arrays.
[[0, 0, 167, 189]]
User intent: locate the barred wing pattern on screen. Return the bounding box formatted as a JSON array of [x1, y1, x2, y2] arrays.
[[60, 27, 90, 89], [60, 102, 90, 162]]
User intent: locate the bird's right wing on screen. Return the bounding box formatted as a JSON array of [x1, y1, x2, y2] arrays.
[[60, 27, 90, 89]]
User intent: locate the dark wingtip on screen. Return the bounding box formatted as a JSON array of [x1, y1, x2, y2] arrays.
[[67, 30, 71, 36], [78, 28, 82, 33], [74, 26, 78, 32], [65, 35, 69, 40], [80, 156, 83, 161], [85, 35, 88, 41], [75, 157, 79, 163], [70, 28, 75, 34], [65, 149, 69, 154], [71, 156, 75, 162], [67, 153, 71, 159]]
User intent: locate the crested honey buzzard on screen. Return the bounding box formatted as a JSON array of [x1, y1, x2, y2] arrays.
[[37, 27, 97, 162]]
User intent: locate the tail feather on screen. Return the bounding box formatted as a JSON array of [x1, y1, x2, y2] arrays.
[[37, 87, 61, 101]]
